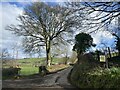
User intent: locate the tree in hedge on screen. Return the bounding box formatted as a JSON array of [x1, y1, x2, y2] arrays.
[[68, 33, 97, 88], [6, 2, 80, 66], [68, 32, 101, 89], [73, 32, 94, 56]]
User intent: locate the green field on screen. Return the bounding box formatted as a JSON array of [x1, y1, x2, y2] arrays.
[[17, 57, 69, 65], [2, 57, 70, 79], [20, 66, 39, 75]]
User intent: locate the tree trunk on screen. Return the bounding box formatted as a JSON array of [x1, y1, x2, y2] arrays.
[[46, 49, 51, 66], [46, 41, 51, 67]]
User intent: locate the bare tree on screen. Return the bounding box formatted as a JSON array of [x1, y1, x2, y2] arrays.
[[67, 2, 120, 33], [6, 2, 80, 66], [11, 43, 19, 60], [69, 51, 77, 64], [83, 2, 120, 32], [0, 48, 11, 60], [51, 44, 70, 64]]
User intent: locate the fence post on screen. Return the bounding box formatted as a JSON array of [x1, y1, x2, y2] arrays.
[[108, 47, 111, 59], [39, 66, 48, 76], [105, 48, 109, 68]]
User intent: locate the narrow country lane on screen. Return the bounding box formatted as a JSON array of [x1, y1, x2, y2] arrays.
[[2, 67, 76, 89]]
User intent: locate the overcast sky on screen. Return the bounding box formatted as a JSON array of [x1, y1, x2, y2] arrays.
[[0, 1, 117, 58]]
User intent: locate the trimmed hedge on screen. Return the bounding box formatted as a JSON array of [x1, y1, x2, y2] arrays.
[[68, 53, 120, 88], [68, 66, 120, 88], [2, 67, 21, 77]]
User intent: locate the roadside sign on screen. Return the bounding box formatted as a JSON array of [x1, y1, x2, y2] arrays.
[[100, 55, 106, 62]]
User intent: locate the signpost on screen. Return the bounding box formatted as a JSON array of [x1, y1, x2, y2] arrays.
[[99, 47, 110, 68], [100, 55, 106, 62]]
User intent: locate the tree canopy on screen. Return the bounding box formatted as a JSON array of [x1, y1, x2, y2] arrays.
[[73, 33, 94, 55]]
